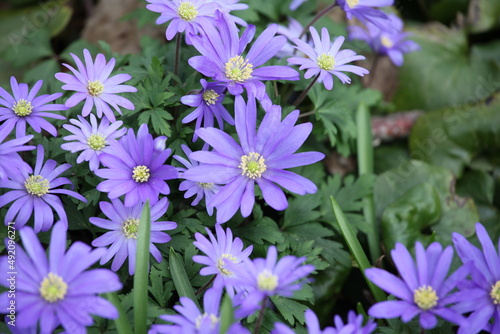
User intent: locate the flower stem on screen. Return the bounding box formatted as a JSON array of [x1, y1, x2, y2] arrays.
[[174, 33, 181, 77], [292, 73, 320, 107], [299, 3, 337, 39], [253, 297, 267, 334], [195, 275, 216, 296]]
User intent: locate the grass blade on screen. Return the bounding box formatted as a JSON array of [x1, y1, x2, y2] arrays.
[[106, 292, 133, 334], [134, 201, 151, 334], [219, 294, 235, 334], [169, 247, 200, 309]]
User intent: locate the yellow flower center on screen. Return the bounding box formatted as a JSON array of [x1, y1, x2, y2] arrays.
[[123, 218, 139, 238], [414, 285, 439, 310], [257, 269, 278, 292], [87, 80, 104, 96], [490, 281, 500, 304], [347, 0, 359, 8], [178, 2, 198, 21], [202, 90, 220, 105], [25, 175, 50, 197], [195, 313, 219, 329], [40, 273, 67, 303], [216, 254, 238, 276], [198, 182, 214, 189], [13, 99, 33, 116], [132, 165, 150, 182], [239, 152, 266, 179], [87, 134, 107, 151], [225, 56, 253, 83], [317, 53, 336, 71], [381, 35, 394, 48]]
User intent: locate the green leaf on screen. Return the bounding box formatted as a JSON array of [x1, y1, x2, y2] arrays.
[[283, 192, 321, 228], [219, 294, 235, 334], [169, 247, 200, 309], [270, 296, 308, 326], [134, 202, 151, 334], [235, 217, 284, 245], [375, 160, 478, 251], [409, 97, 500, 176], [467, 0, 500, 33], [393, 26, 500, 110], [330, 196, 386, 303]]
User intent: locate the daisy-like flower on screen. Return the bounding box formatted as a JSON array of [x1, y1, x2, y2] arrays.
[[188, 10, 299, 102], [95, 123, 178, 207], [149, 288, 250, 334], [55, 49, 137, 122], [61, 114, 127, 172], [0, 77, 66, 138], [337, 0, 394, 31], [183, 95, 324, 224], [0, 222, 122, 333], [288, 26, 369, 90], [192, 225, 253, 296], [174, 145, 220, 215], [349, 14, 419, 66], [90, 197, 176, 275], [0, 145, 87, 232], [180, 79, 234, 142], [452, 223, 500, 334], [365, 242, 468, 329], [272, 309, 377, 334], [0, 124, 34, 181], [235, 245, 315, 317], [146, 0, 219, 41]]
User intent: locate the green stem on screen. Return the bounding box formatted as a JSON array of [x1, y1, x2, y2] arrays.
[[292, 73, 319, 107], [106, 292, 133, 334], [195, 275, 216, 295], [253, 297, 267, 334], [299, 3, 337, 39], [174, 33, 181, 77], [356, 103, 380, 262]]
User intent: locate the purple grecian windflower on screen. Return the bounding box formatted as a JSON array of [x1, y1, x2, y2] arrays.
[[61, 113, 127, 172], [188, 10, 299, 104], [174, 144, 220, 215], [348, 14, 419, 66], [288, 26, 369, 90], [0, 145, 87, 232], [146, 0, 219, 41], [452, 223, 500, 334], [192, 224, 253, 296], [149, 287, 250, 334], [55, 49, 137, 122], [183, 95, 325, 224], [180, 79, 234, 142], [234, 245, 315, 318], [365, 242, 469, 329], [90, 197, 176, 275], [0, 222, 122, 333], [272, 309, 377, 334], [337, 0, 394, 31], [0, 123, 34, 181], [0, 77, 67, 138], [95, 123, 178, 207]]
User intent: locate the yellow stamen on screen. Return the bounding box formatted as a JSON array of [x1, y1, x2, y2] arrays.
[[25, 175, 50, 197], [178, 2, 198, 21], [257, 269, 278, 292], [414, 285, 438, 310], [238, 152, 266, 179], [225, 56, 253, 83], [13, 99, 33, 116], [132, 165, 150, 182], [40, 273, 67, 303], [317, 53, 335, 71], [87, 80, 104, 96]]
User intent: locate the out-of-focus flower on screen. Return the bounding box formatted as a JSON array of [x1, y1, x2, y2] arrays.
[[0, 124, 34, 181], [337, 0, 394, 31], [55, 49, 137, 122], [0, 76, 66, 138]]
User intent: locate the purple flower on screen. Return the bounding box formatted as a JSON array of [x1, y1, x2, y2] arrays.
[[0, 124, 34, 181], [95, 123, 178, 207], [0, 77, 66, 138], [0, 222, 122, 333], [272, 309, 376, 334], [90, 197, 176, 275], [180, 79, 234, 142], [290, 0, 307, 11], [0, 145, 87, 232], [188, 10, 299, 103], [55, 49, 137, 122], [337, 0, 394, 31], [146, 0, 219, 41], [348, 14, 419, 66], [288, 26, 369, 90], [61, 114, 127, 172], [149, 288, 251, 334], [192, 224, 253, 296], [452, 223, 500, 334], [174, 145, 220, 215], [208, 0, 248, 26], [183, 96, 324, 224], [235, 245, 315, 317], [365, 242, 468, 329], [276, 17, 309, 59]]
